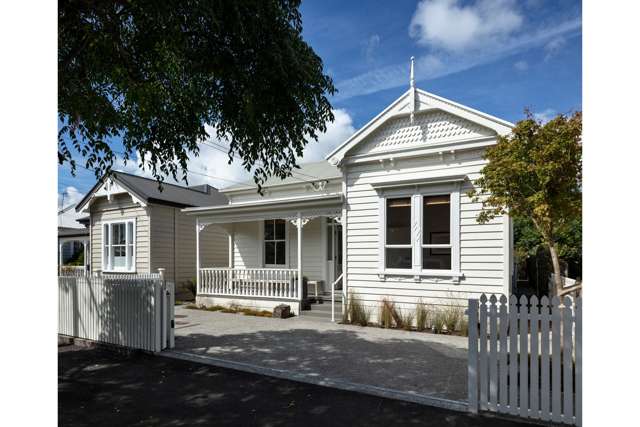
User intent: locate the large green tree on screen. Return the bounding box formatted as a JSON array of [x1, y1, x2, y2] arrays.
[[470, 111, 582, 296], [58, 0, 335, 188]]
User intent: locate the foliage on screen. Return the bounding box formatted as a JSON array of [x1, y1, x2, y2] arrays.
[[186, 303, 272, 317], [59, 0, 335, 190], [398, 309, 415, 331], [378, 298, 396, 328], [470, 110, 582, 294], [415, 300, 430, 332], [514, 216, 582, 277], [345, 292, 370, 326], [65, 247, 85, 266], [432, 309, 447, 334], [441, 304, 463, 334]]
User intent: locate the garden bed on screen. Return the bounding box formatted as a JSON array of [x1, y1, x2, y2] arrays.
[[341, 293, 469, 337]]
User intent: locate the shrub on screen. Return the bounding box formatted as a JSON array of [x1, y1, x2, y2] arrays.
[[442, 304, 462, 333], [459, 316, 469, 337], [399, 308, 415, 331], [416, 300, 430, 332], [378, 298, 396, 328], [432, 308, 447, 334], [346, 292, 370, 326]]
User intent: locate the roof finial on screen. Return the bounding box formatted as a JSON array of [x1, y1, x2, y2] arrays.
[[410, 56, 415, 89]]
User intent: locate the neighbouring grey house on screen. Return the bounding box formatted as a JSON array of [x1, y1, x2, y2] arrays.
[[74, 171, 229, 288]]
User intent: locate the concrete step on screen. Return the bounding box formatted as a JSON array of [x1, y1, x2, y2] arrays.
[[301, 307, 342, 320], [307, 303, 342, 313]]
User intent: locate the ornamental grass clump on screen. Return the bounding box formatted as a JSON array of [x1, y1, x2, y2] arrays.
[[399, 308, 415, 331], [415, 300, 430, 332], [432, 308, 447, 334], [378, 297, 395, 328], [442, 304, 462, 334], [346, 292, 370, 326]]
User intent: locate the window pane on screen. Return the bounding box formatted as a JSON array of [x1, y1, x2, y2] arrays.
[[264, 220, 274, 240], [386, 198, 411, 244], [113, 246, 126, 268], [385, 248, 412, 269], [113, 223, 126, 244], [127, 244, 134, 270], [103, 224, 109, 245], [274, 219, 286, 240], [423, 195, 450, 245], [275, 241, 286, 265], [127, 221, 133, 245], [422, 247, 451, 270], [265, 242, 275, 265]]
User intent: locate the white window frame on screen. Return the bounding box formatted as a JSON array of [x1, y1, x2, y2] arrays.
[[102, 218, 136, 273], [262, 219, 289, 267], [378, 183, 461, 278]]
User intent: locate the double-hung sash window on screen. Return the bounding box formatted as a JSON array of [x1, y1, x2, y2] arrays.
[[380, 187, 460, 276], [103, 219, 136, 272], [264, 219, 286, 266]]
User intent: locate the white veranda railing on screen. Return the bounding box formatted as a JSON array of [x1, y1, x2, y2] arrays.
[[199, 268, 299, 300]]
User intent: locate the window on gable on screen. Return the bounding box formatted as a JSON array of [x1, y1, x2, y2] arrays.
[[422, 195, 451, 270], [264, 219, 286, 265], [103, 219, 136, 272], [385, 197, 412, 269]]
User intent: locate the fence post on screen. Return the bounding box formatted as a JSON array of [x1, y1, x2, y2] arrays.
[[468, 298, 479, 414], [158, 269, 167, 350], [575, 297, 582, 426], [168, 281, 175, 349]]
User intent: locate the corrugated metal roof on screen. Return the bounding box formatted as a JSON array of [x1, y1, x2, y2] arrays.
[[221, 160, 341, 192], [112, 171, 229, 207], [76, 171, 229, 211]]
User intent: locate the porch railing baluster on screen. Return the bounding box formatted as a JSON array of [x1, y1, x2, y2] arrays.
[[197, 267, 299, 302]]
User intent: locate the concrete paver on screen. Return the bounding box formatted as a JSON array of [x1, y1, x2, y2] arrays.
[[172, 305, 469, 403]]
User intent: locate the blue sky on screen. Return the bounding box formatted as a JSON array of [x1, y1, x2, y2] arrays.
[[58, 0, 582, 218]]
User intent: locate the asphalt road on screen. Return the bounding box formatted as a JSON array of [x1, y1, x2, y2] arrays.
[[59, 345, 542, 427]]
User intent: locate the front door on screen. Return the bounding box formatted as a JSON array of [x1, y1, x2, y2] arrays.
[[326, 218, 343, 290]]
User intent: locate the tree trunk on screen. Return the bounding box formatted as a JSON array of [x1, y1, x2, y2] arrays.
[[548, 243, 564, 296]]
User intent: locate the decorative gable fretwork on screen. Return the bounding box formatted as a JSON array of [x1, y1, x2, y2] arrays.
[[354, 111, 495, 156]]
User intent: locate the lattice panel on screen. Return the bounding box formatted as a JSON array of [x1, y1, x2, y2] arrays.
[[355, 111, 494, 155]]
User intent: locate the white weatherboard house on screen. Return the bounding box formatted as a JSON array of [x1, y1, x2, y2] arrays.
[[185, 62, 514, 319]]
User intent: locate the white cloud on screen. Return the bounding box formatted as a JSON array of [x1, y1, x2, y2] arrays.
[[335, 17, 581, 101], [514, 60, 528, 71], [58, 186, 86, 228], [409, 0, 523, 52], [110, 109, 355, 189], [301, 109, 356, 162], [544, 36, 566, 61], [363, 34, 381, 64], [534, 108, 556, 124]]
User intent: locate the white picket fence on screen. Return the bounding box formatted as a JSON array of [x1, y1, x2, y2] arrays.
[[58, 270, 175, 352], [468, 294, 582, 426]]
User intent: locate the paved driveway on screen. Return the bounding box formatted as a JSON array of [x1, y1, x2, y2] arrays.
[[170, 305, 469, 406]]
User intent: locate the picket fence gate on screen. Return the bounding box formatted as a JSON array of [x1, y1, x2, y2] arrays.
[[58, 269, 175, 352], [468, 294, 582, 426]]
